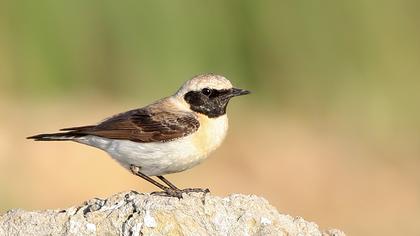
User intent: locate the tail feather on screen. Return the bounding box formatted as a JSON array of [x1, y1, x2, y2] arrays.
[[28, 125, 94, 141], [27, 132, 86, 141]]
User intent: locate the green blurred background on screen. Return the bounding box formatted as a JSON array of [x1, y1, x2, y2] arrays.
[[1, 1, 419, 235]]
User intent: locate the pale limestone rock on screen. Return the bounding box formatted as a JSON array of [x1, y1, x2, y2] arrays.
[[0, 191, 345, 236]]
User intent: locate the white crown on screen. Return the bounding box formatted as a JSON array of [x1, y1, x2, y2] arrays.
[[175, 74, 233, 97]]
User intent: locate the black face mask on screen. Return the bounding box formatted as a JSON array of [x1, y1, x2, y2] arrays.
[[184, 88, 250, 118]]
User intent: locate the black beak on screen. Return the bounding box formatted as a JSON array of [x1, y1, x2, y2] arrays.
[[229, 87, 251, 97]]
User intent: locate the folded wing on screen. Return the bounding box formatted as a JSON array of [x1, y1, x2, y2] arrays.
[[28, 109, 200, 143]]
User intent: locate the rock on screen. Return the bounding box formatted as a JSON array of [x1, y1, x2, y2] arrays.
[[0, 191, 345, 236]]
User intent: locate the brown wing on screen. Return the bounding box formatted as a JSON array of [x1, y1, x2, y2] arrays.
[[65, 108, 200, 143]]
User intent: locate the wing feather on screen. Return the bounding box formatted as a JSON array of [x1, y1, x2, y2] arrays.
[[68, 108, 200, 143]]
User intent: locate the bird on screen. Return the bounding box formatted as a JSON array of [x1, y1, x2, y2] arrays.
[[27, 74, 250, 198]]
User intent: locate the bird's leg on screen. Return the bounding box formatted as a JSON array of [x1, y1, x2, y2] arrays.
[[130, 165, 209, 198], [130, 165, 183, 198], [130, 165, 169, 191], [157, 176, 180, 190]]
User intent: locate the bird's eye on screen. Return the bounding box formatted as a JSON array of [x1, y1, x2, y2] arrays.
[[201, 88, 212, 96]]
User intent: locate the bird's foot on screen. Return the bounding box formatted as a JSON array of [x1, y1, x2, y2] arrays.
[[181, 188, 210, 194], [151, 188, 183, 198], [151, 188, 210, 199]]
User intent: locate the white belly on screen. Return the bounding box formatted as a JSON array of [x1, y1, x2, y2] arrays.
[[75, 115, 228, 176]]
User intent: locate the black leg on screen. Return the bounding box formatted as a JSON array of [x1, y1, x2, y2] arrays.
[[130, 165, 168, 191], [130, 165, 210, 198], [157, 176, 180, 190]]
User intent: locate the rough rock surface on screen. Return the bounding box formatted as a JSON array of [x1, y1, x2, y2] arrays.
[[0, 191, 345, 236]]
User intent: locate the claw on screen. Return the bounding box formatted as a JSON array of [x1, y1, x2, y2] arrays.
[[181, 188, 210, 194], [150, 188, 210, 199], [151, 189, 183, 198]]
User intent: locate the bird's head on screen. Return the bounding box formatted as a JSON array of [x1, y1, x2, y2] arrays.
[[175, 74, 250, 118]]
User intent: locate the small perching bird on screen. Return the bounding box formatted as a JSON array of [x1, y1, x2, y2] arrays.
[[28, 74, 250, 198]]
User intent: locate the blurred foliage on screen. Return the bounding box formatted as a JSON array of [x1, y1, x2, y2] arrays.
[[0, 0, 419, 139]]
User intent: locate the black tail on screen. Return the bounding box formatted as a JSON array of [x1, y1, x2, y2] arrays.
[[27, 132, 86, 141], [28, 125, 95, 141]]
